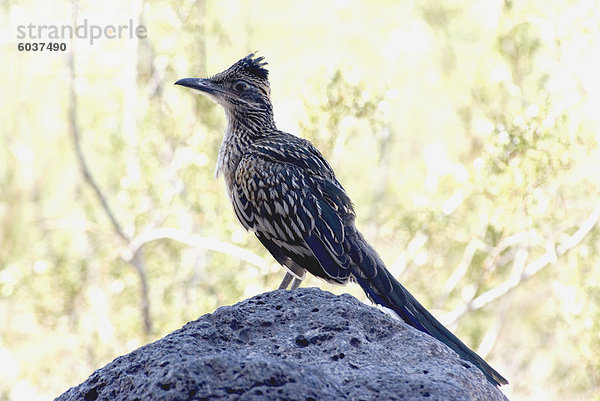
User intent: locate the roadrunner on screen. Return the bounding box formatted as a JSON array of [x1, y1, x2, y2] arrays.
[[175, 53, 508, 386]]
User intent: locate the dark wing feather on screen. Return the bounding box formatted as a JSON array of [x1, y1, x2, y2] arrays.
[[232, 134, 354, 284]]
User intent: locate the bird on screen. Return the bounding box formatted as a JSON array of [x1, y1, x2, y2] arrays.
[[175, 53, 508, 387]]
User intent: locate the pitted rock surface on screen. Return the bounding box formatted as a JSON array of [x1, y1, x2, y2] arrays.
[[55, 287, 508, 401]]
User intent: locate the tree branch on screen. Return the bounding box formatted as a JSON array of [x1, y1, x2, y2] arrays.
[[442, 204, 600, 325], [67, 12, 152, 334], [68, 53, 128, 243], [476, 289, 513, 358], [127, 228, 269, 270], [437, 238, 491, 306], [482, 229, 539, 271]]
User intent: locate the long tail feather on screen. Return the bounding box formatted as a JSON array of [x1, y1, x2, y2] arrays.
[[348, 232, 508, 386]]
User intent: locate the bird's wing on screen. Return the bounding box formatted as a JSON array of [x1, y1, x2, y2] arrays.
[[232, 136, 354, 283]]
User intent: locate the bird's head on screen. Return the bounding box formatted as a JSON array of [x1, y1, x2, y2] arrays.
[[175, 53, 272, 118]]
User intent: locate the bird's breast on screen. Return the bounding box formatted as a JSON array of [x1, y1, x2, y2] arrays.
[[216, 135, 245, 194]]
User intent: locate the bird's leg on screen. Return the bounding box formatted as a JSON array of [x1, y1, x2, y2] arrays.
[[278, 263, 306, 290], [278, 273, 303, 290], [278, 272, 294, 289], [289, 277, 302, 290]]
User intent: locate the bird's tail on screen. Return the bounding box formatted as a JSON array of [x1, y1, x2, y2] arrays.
[[347, 232, 508, 386]]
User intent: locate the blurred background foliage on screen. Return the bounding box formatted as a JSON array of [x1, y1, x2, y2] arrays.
[[2, 0, 600, 399]]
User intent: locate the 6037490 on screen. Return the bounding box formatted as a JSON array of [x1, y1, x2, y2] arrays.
[[18, 42, 67, 51]]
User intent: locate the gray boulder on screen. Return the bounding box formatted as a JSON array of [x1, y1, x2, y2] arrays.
[[55, 287, 508, 401]]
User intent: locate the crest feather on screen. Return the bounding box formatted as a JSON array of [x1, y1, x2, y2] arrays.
[[238, 52, 269, 80]]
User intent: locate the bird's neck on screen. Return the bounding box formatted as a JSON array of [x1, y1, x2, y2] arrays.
[[227, 103, 276, 135], [215, 106, 277, 191]]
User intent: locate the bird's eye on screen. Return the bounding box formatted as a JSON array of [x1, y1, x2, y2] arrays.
[[232, 81, 248, 93]]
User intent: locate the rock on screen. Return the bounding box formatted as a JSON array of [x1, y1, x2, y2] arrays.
[[55, 287, 508, 401]]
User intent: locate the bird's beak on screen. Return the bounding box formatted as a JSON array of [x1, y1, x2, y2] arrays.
[[174, 78, 215, 93]]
